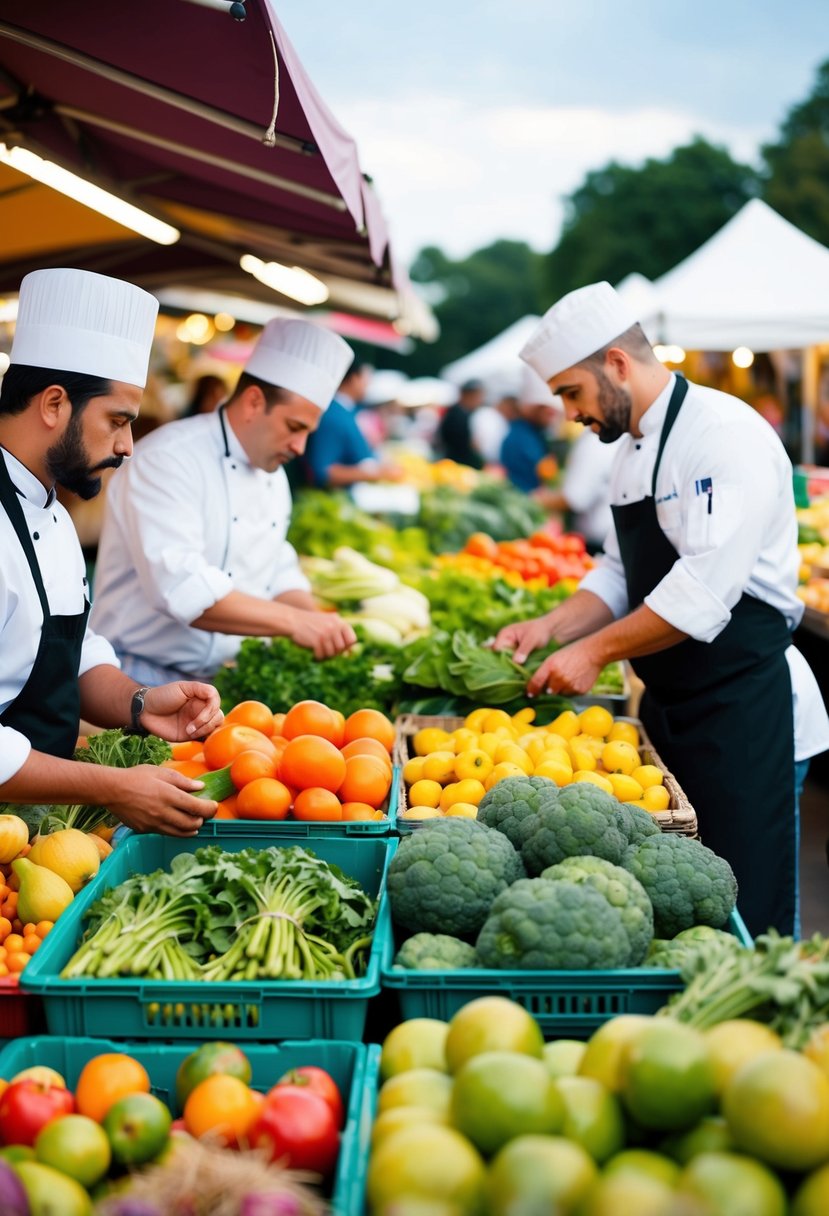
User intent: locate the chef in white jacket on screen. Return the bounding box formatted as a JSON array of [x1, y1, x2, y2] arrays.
[[0, 268, 223, 836], [494, 281, 829, 938], [91, 319, 357, 685]]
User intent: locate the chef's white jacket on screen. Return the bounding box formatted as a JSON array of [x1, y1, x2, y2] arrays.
[[561, 427, 618, 547], [0, 450, 118, 783], [90, 411, 310, 679], [579, 376, 829, 762]]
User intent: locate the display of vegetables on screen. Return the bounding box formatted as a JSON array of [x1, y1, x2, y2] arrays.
[[62, 844, 377, 983], [301, 547, 431, 646], [417, 482, 546, 553], [441, 528, 595, 587], [287, 489, 432, 574]]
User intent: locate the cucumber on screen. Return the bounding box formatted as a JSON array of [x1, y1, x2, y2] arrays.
[[197, 765, 235, 801]]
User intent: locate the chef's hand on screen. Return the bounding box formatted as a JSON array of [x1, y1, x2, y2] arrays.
[[140, 682, 223, 741], [492, 614, 556, 666], [288, 610, 357, 660], [527, 639, 603, 698], [108, 765, 217, 838]]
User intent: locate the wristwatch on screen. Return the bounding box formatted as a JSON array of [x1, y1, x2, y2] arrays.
[[128, 686, 150, 737]]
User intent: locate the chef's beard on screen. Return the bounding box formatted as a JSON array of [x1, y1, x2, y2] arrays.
[[576, 369, 632, 444], [46, 410, 124, 499]]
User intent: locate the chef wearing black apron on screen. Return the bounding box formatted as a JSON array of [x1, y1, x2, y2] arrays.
[[499, 281, 829, 939]]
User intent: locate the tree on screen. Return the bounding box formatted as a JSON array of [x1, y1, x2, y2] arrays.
[[762, 60, 829, 245], [546, 138, 761, 299]]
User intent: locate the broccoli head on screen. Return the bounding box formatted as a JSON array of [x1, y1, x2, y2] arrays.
[[541, 855, 654, 965], [475, 878, 632, 970], [621, 802, 662, 846], [519, 783, 629, 875], [476, 775, 559, 848], [388, 818, 526, 936], [622, 834, 738, 937], [393, 933, 478, 970]]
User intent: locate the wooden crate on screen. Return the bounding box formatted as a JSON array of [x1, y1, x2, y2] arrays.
[[393, 712, 697, 837]]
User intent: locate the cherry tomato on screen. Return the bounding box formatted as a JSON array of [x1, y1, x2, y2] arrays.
[[0, 1080, 75, 1146], [250, 1086, 339, 1175], [275, 1066, 344, 1129]]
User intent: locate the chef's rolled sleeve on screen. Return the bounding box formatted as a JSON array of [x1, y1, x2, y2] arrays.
[[645, 565, 731, 642], [0, 725, 31, 785], [578, 528, 629, 619], [268, 541, 312, 599], [77, 626, 120, 677]]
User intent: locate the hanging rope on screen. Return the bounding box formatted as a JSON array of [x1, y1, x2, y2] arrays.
[[263, 28, 280, 147]]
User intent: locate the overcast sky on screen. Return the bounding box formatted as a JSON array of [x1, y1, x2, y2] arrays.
[[276, 1, 829, 267]]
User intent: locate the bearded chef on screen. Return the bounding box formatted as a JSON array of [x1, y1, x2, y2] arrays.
[[0, 269, 223, 836], [91, 318, 357, 686], [494, 282, 829, 938]]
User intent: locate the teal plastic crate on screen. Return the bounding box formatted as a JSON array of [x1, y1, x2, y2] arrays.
[[0, 1035, 380, 1216], [21, 832, 396, 1041], [380, 908, 752, 1037], [201, 766, 400, 838]]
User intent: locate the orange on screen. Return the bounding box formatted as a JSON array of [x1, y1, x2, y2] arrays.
[[272, 712, 286, 736], [6, 953, 27, 973], [184, 1074, 262, 1148], [282, 700, 343, 745], [162, 758, 208, 778], [338, 754, 392, 807], [230, 749, 278, 788], [342, 802, 383, 821], [235, 778, 292, 821], [214, 796, 239, 820], [225, 700, 275, 736], [170, 740, 205, 761], [35, 921, 54, 939], [279, 735, 346, 793], [293, 788, 342, 821], [341, 737, 394, 770], [75, 1053, 151, 1123], [21, 934, 40, 955], [4, 934, 23, 954], [0, 917, 11, 942], [203, 724, 277, 771], [343, 709, 395, 753]]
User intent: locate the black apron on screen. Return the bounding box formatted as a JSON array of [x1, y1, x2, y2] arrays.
[[0, 452, 89, 759], [612, 376, 796, 937]]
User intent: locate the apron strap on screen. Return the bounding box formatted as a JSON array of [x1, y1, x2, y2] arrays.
[[218, 405, 231, 458], [0, 449, 52, 621], [650, 375, 689, 495]]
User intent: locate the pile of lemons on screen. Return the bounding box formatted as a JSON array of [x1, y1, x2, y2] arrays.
[[401, 705, 670, 822]]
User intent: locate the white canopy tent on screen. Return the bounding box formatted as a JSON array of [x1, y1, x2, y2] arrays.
[[441, 314, 541, 396]]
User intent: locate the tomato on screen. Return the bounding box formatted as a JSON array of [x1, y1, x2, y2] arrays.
[[203, 724, 277, 771], [249, 1087, 340, 1175], [0, 1080, 75, 1147], [275, 1067, 345, 1129]]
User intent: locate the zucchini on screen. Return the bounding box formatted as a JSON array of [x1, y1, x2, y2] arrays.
[[197, 765, 235, 801]]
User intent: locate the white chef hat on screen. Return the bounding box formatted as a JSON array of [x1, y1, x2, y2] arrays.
[[519, 363, 563, 410], [244, 318, 353, 411], [520, 281, 639, 383], [10, 268, 159, 388]]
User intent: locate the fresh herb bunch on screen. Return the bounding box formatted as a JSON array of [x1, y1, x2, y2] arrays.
[[415, 567, 569, 635], [73, 729, 172, 767]]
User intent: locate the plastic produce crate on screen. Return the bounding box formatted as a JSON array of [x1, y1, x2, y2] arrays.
[[0, 977, 44, 1039], [0, 1035, 380, 1216], [21, 832, 396, 1041], [380, 905, 752, 1037], [200, 766, 400, 838], [393, 713, 697, 836]]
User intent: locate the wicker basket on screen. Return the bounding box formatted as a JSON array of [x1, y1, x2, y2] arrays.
[[393, 712, 697, 837]]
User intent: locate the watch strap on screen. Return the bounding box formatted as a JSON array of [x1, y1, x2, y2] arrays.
[[128, 686, 150, 737]]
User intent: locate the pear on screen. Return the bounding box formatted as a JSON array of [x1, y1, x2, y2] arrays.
[[12, 858, 74, 924]]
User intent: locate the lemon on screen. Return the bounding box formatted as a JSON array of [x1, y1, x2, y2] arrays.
[[602, 740, 640, 775], [484, 761, 527, 791], [414, 727, 451, 756], [403, 757, 426, 784], [482, 709, 513, 733], [441, 779, 487, 810], [476, 732, 501, 758], [542, 731, 570, 750], [571, 733, 605, 759], [643, 785, 670, 812], [421, 752, 457, 784], [534, 758, 573, 786], [493, 743, 533, 774], [550, 710, 580, 739], [512, 707, 536, 727], [454, 750, 494, 781], [626, 799, 647, 809], [464, 708, 490, 732], [578, 705, 614, 738], [569, 745, 597, 773], [401, 806, 443, 820], [521, 736, 548, 765], [450, 728, 479, 752], [607, 774, 645, 802], [607, 721, 641, 747], [631, 765, 663, 790], [408, 779, 443, 808], [572, 771, 614, 794], [445, 803, 478, 819]]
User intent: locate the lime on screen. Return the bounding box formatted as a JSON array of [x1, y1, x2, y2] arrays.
[[554, 1076, 625, 1164], [371, 1105, 448, 1149], [604, 1148, 681, 1187], [486, 1134, 598, 1215], [619, 1019, 716, 1131], [103, 1092, 172, 1166], [579, 1172, 677, 1216], [377, 1069, 453, 1117], [380, 1019, 449, 1079], [367, 1124, 486, 1215], [450, 1051, 563, 1155], [445, 997, 543, 1073], [803, 1024, 829, 1080], [703, 1019, 782, 1094], [660, 1115, 735, 1163], [543, 1040, 587, 1078], [35, 1114, 111, 1187], [723, 1049, 829, 1171], [792, 1162, 829, 1216], [678, 1150, 787, 1216], [579, 1015, 653, 1092]]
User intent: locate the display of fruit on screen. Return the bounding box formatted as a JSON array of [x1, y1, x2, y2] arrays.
[[436, 528, 594, 589], [401, 705, 669, 822]]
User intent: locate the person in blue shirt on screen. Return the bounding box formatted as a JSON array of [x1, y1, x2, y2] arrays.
[[500, 366, 561, 493], [304, 363, 401, 488]]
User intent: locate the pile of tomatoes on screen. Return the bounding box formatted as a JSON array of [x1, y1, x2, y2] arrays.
[[166, 699, 396, 823], [461, 530, 594, 587]]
